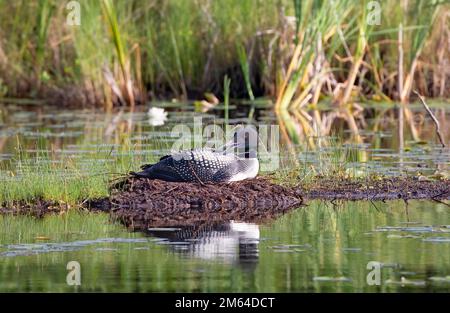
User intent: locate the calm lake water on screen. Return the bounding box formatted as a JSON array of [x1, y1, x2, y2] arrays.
[[0, 101, 449, 292], [0, 200, 449, 292]]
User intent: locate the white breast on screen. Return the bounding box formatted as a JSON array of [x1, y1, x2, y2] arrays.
[[228, 159, 259, 182]]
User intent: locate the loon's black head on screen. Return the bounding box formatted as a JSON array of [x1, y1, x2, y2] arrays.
[[233, 126, 258, 159]]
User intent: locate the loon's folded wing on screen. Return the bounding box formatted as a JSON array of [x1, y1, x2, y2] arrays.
[[131, 156, 185, 182], [139, 155, 171, 170]]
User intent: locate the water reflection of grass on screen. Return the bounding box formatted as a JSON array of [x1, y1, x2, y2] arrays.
[[0, 210, 118, 244], [0, 200, 448, 292], [258, 200, 450, 292]]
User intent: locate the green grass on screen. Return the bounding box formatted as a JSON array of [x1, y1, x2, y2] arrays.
[[271, 135, 370, 187], [0, 142, 147, 205], [223, 75, 230, 124], [0, 132, 373, 205], [237, 43, 255, 119]]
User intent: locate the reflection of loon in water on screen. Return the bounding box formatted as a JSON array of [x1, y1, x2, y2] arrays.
[[147, 221, 259, 269]]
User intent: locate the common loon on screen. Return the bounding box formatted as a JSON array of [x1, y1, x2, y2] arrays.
[[130, 126, 259, 183]]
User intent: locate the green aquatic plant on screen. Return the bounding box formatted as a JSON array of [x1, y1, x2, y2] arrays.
[[0, 0, 446, 107], [237, 43, 256, 120], [271, 134, 370, 187], [0, 139, 152, 205], [223, 75, 231, 124]]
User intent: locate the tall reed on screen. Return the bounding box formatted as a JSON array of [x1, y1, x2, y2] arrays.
[[0, 0, 447, 114]]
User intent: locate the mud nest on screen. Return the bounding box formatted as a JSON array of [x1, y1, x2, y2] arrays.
[[2, 177, 448, 230], [107, 177, 303, 229]]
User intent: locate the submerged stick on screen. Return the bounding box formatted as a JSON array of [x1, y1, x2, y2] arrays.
[[413, 90, 446, 147]]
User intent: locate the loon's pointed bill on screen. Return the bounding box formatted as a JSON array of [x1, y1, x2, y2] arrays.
[[130, 126, 259, 183]]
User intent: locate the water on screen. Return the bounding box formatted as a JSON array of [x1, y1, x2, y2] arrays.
[[0, 102, 449, 292], [0, 200, 449, 292]]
